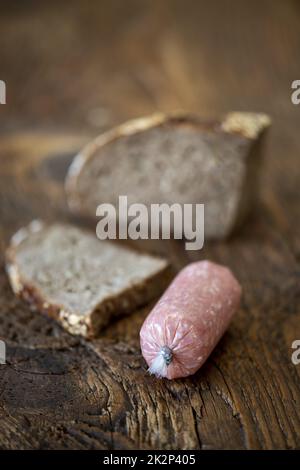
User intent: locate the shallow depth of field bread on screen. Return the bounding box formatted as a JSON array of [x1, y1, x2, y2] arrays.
[[66, 112, 271, 239], [5, 221, 169, 338]]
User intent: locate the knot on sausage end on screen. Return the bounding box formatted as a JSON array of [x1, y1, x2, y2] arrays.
[[148, 345, 173, 378]]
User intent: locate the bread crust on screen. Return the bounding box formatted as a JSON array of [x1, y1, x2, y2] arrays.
[[65, 111, 271, 219], [6, 221, 65, 325], [5, 220, 170, 339]]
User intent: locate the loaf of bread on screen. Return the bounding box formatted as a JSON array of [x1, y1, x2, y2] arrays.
[[6, 221, 169, 338], [66, 112, 271, 239]]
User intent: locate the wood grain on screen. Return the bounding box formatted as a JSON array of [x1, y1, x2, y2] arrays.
[[0, 0, 299, 449]]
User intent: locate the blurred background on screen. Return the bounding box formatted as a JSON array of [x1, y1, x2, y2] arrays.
[[0, 0, 299, 129], [0, 0, 299, 249]]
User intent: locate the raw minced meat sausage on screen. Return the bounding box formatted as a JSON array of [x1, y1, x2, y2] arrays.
[[140, 260, 241, 379]]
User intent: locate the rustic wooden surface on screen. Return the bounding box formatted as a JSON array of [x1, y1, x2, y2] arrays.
[[0, 0, 300, 450]]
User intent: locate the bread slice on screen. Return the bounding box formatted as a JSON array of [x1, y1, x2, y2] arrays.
[[66, 112, 271, 239], [5, 220, 169, 338]]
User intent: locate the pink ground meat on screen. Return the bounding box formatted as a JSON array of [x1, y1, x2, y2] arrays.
[[140, 260, 241, 379]]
